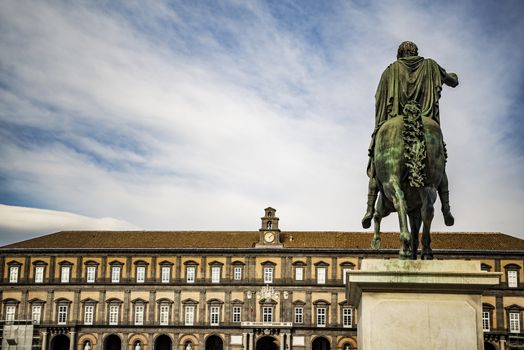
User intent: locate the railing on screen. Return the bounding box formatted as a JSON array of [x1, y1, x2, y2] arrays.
[[508, 334, 524, 348]]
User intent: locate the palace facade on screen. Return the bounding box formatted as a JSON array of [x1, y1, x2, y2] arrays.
[[1, 208, 523, 350]]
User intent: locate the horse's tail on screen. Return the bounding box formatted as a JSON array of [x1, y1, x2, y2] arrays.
[[402, 101, 426, 188]]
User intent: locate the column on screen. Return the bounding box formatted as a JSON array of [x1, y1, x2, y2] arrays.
[[98, 290, 106, 324], [242, 333, 247, 350], [45, 290, 54, 323], [496, 296, 504, 331], [199, 290, 206, 324], [305, 257, 312, 281], [76, 256, 83, 283], [176, 256, 182, 282], [123, 290, 131, 324], [225, 290, 232, 323], [126, 256, 132, 283], [305, 291, 312, 325], [151, 256, 157, 281], [101, 256, 107, 282], [21, 289, 28, 319], [69, 331, 76, 350], [24, 256, 31, 283], [226, 256, 232, 281], [174, 290, 181, 325], [73, 289, 81, 323], [0, 256, 5, 283], [305, 335, 311, 350], [330, 292, 338, 326], [42, 331, 48, 350], [148, 290, 156, 325], [200, 256, 207, 283], [49, 256, 56, 282], [331, 257, 338, 283]]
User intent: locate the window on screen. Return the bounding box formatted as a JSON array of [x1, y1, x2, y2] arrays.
[[86, 266, 96, 283], [481, 264, 492, 272], [210, 306, 220, 326], [9, 266, 19, 283], [232, 306, 241, 323], [234, 266, 242, 280], [185, 305, 195, 325], [295, 267, 304, 281], [161, 266, 171, 283], [343, 307, 352, 328], [264, 267, 273, 283], [136, 266, 146, 283], [317, 267, 326, 284], [482, 311, 490, 331], [84, 305, 94, 325], [159, 304, 169, 325], [35, 266, 45, 283], [5, 305, 16, 321], [211, 266, 221, 283], [186, 266, 196, 283], [262, 306, 273, 323], [60, 265, 71, 283], [111, 266, 121, 283], [135, 304, 144, 325], [57, 305, 68, 324], [508, 270, 518, 288], [317, 307, 326, 327], [32, 305, 42, 324], [342, 268, 351, 284], [109, 305, 119, 325], [510, 312, 521, 333], [294, 307, 303, 324]]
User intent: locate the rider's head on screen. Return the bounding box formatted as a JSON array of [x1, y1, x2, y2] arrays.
[[397, 41, 418, 59]]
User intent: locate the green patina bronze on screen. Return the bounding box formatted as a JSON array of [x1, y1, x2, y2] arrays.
[[364, 41, 459, 259]]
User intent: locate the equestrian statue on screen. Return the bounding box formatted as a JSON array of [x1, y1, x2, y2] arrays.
[[363, 41, 459, 259]]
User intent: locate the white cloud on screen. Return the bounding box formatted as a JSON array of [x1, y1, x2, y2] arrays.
[[0, 0, 523, 245]]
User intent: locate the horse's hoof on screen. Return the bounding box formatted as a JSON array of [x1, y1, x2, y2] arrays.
[[422, 250, 434, 260], [443, 211, 455, 226], [371, 238, 381, 250], [399, 250, 413, 260], [361, 213, 373, 229]]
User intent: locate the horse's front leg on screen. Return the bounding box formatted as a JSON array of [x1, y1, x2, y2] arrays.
[[420, 187, 437, 260], [371, 194, 386, 250], [408, 210, 422, 260]]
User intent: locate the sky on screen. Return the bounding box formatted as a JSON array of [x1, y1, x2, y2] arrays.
[[1, 0, 523, 246]]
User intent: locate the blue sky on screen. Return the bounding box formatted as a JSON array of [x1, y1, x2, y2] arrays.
[[1, 0, 523, 245]]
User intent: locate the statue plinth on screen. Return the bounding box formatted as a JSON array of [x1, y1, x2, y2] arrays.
[[347, 259, 500, 350]]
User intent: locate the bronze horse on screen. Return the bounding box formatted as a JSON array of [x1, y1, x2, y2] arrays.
[[370, 102, 446, 259]]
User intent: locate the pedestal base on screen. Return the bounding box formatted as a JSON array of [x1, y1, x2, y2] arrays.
[[347, 259, 500, 350]]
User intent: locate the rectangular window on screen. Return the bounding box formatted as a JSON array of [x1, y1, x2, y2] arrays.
[[264, 267, 273, 283], [61, 265, 70, 283], [135, 304, 144, 325], [84, 305, 94, 325], [86, 266, 96, 283], [317, 267, 326, 284], [185, 305, 195, 326], [159, 305, 169, 325], [482, 311, 490, 332], [5, 305, 16, 321], [295, 267, 304, 281], [211, 266, 221, 283], [342, 268, 351, 284], [210, 306, 220, 326], [109, 305, 119, 325], [343, 307, 352, 328], [9, 266, 19, 283], [35, 266, 44, 283], [508, 270, 518, 288], [232, 306, 241, 323], [32, 305, 42, 324], [234, 266, 242, 280], [186, 266, 196, 283], [111, 266, 121, 283], [262, 306, 273, 323], [510, 312, 520, 333], [57, 305, 68, 324], [294, 307, 303, 324], [161, 266, 171, 283], [317, 307, 326, 327], [136, 266, 146, 283]]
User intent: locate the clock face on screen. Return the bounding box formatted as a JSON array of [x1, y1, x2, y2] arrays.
[[264, 232, 275, 243]]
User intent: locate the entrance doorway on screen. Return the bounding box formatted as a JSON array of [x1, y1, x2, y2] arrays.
[[483, 342, 496, 350], [51, 334, 70, 350], [256, 336, 278, 350], [105, 334, 122, 350], [205, 335, 223, 350], [312, 337, 330, 350], [156, 335, 172, 350]]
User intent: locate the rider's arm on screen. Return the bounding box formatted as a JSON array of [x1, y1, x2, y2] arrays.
[[439, 64, 459, 87]]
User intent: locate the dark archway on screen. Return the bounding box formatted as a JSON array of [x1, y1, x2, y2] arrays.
[[105, 334, 122, 350], [484, 342, 496, 350], [51, 334, 70, 350], [205, 336, 223, 350], [256, 336, 278, 350], [156, 335, 172, 350], [312, 337, 330, 350]]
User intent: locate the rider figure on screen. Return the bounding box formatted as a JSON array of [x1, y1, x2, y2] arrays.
[[362, 41, 459, 229]]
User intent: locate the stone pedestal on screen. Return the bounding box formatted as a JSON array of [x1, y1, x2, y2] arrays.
[[347, 259, 500, 350]]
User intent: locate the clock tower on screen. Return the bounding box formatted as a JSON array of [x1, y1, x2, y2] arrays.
[[256, 207, 282, 247]]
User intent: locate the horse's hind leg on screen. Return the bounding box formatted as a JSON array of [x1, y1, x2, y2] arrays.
[[421, 188, 437, 260], [371, 193, 389, 250], [408, 210, 422, 260], [383, 181, 411, 259]]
